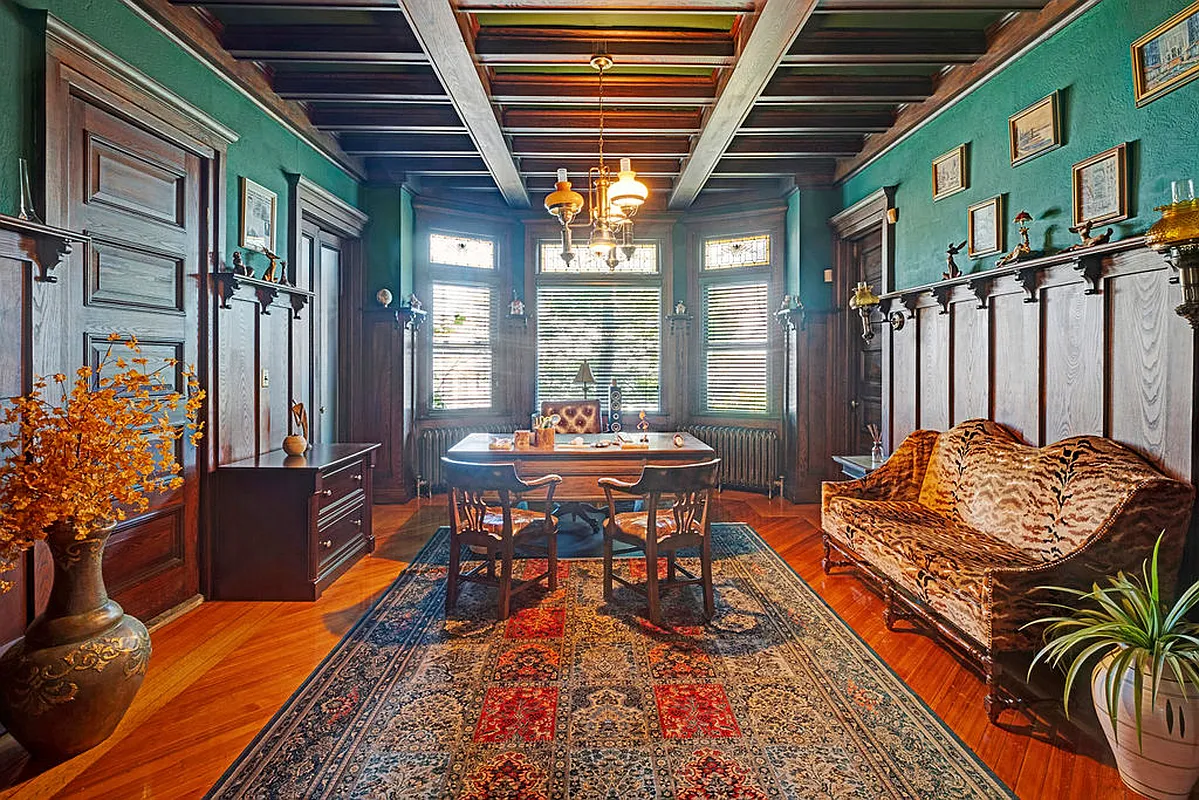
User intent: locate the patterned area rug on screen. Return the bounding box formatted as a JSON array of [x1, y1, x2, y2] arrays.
[[208, 523, 1013, 799]]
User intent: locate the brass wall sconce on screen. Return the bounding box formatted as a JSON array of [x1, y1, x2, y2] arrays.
[[849, 281, 881, 342], [1147, 179, 1199, 328]]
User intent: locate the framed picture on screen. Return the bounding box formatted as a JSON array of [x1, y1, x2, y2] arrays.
[[932, 144, 968, 200], [239, 177, 277, 254], [968, 195, 1003, 258], [1132, 1, 1199, 107], [1008, 92, 1061, 166], [1072, 143, 1129, 227]]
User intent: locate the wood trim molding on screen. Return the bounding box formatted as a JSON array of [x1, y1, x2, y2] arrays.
[[46, 16, 238, 146], [829, 185, 895, 238], [836, 0, 1102, 182], [291, 174, 369, 238], [118, 0, 366, 181]]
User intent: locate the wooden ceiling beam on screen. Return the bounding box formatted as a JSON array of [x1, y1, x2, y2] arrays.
[[814, 0, 1044, 10], [670, 0, 819, 209], [739, 107, 893, 134], [454, 0, 753, 10], [222, 25, 427, 64], [724, 135, 863, 157], [272, 71, 449, 103], [337, 133, 480, 156], [398, 0, 529, 206], [171, 0, 403, 8], [510, 135, 692, 157], [783, 28, 988, 65], [364, 156, 490, 172], [714, 157, 837, 174], [310, 104, 467, 132], [490, 74, 715, 106], [503, 108, 701, 133], [759, 73, 932, 104], [473, 34, 734, 67], [520, 157, 681, 174]]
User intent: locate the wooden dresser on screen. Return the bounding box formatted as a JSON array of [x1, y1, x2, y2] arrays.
[[212, 443, 381, 601]]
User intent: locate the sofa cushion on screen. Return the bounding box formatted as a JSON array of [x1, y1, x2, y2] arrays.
[[917, 419, 1173, 562], [826, 496, 1039, 647]]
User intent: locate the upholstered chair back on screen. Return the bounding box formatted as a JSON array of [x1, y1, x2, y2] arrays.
[[917, 419, 1187, 561], [541, 400, 601, 434]]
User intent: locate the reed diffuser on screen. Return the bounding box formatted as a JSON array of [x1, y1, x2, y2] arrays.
[[868, 424, 885, 466]]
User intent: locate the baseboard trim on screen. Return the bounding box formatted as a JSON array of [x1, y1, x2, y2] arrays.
[[145, 594, 204, 632]]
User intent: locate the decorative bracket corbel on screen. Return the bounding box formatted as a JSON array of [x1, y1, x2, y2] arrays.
[[1072, 252, 1104, 295], [211, 271, 241, 309], [1015, 265, 1040, 303], [930, 284, 953, 315], [668, 313, 695, 334], [900, 291, 921, 319], [400, 304, 428, 332], [967, 276, 992, 310], [254, 283, 280, 314]]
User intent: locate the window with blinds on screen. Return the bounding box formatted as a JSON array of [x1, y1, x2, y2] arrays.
[[703, 282, 769, 413], [536, 285, 661, 412], [431, 282, 492, 410]]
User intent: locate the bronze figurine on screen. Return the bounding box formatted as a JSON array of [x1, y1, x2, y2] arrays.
[[1064, 220, 1113, 252], [943, 240, 967, 280]]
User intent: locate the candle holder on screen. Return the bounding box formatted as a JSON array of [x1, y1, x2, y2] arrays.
[[1146, 179, 1199, 328]]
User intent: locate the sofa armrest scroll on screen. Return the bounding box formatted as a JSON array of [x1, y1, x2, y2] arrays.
[[821, 429, 940, 516]]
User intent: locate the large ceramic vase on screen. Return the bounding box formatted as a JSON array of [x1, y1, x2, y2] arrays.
[[1092, 651, 1199, 800], [0, 521, 151, 761]]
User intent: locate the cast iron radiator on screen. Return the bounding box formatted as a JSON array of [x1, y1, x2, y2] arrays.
[[681, 425, 783, 496], [416, 423, 520, 494]]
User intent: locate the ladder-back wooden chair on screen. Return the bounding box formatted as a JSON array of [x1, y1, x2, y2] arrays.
[[443, 458, 562, 620], [599, 459, 721, 625]]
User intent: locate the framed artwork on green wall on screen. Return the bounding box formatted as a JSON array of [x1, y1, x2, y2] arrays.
[[1072, 143, 1129, 227], [239, 177, 277, 255], [932, 144, 968, 200], [1131, 1, 1199, 107], [1008, 91, 1061, 167], [968, 195, 1004, 258]]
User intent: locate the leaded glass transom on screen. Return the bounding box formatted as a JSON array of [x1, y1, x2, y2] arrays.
[[539, 241, 658, 274], [703, 234, 771, 270], [429, 233, 494, 269]]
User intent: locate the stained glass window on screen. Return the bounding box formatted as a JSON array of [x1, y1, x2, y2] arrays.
[[539, 241, 658, 274], [703, 234, 771, 270], [429, 233, 494, 269]]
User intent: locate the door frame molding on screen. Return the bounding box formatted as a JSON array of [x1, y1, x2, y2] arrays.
[[44, 16, 232, 606]]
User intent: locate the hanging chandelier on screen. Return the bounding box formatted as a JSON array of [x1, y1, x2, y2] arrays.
[[543, 54, 649, 270]]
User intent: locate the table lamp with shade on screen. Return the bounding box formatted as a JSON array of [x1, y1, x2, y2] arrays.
[[574, 360, 596, 398]]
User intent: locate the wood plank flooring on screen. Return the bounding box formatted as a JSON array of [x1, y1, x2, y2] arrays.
[[0, 493, 1135, 799]]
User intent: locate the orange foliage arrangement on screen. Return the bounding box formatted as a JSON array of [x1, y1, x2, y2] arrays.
[[0, 334, 204, 593]]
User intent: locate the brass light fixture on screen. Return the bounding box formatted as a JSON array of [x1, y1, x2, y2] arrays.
[[1147, 179, 1199, 328], [849, 281, 881, 342], [543, 54, 649, 270]]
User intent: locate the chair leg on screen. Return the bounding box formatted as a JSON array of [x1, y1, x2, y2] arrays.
[[498, 543, 514, 621], [547, 526, 559, 592], [646, 550, 661, 626], [602, 530, 614, 601], [667, 551, 677, 583], [446, 534, 461, 612], [701, 535, 715, 620]]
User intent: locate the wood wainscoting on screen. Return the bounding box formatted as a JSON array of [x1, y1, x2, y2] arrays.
[[879, 239, 1198, 573]]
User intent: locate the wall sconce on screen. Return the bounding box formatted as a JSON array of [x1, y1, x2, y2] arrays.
[[848, 281, 881, 342], [1147, 179, 1199, 328]]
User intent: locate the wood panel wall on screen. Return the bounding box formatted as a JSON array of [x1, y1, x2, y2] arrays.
[[881, 242, 1198, 572]]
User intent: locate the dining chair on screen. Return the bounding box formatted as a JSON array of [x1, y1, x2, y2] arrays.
[[599, 458, 721, 625], [540, 399, 603, 531], [443, 458, 561, 620]]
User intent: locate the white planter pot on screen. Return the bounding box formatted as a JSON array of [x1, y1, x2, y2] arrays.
[[1092, 652, 1199, 800]]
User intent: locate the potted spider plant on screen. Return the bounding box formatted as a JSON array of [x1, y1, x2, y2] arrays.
[[1028, 535, 1199, 800]]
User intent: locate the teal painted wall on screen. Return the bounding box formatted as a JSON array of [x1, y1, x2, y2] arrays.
[[842, 0, 1199, 289], [0, 0, 361, 276], [363, 186, 401, 299], [400, 186, 415, 297], [796, 188, 839, 311]]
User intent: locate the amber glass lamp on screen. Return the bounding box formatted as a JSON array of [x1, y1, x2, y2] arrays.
[[544, 168, 584, 264], [848, 281, 881, 342], [1146, 179, 1199, 328]]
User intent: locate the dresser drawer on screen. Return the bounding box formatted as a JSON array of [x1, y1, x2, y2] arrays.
[[316, 458, 367, 514], [316, 500, 367, 570]]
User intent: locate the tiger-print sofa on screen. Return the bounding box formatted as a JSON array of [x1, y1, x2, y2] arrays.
[[821, 419, 1194, 723]]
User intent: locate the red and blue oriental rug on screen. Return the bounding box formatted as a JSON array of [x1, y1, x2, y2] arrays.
[[208, 523, 1013, 799]]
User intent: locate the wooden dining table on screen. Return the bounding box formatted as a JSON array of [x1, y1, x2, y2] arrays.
[[445, 431, 715, 502]]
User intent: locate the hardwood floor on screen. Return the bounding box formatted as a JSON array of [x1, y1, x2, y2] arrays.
[[0, 493, 1134, 799]]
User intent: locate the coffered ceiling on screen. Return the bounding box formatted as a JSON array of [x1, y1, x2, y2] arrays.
[[171, 0, 1063, 209]]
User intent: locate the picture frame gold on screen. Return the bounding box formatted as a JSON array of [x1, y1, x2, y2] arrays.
[[239, 176, 277, 254], [1131, 1, 1199, 107], [932, 144, 968, 201], [1072, 143, 1129, 227], [1008, 92, 1061, 167], [967, 195, 1004, 258]]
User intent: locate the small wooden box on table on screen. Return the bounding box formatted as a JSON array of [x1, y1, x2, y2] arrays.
[[212, 443, 380, 601]]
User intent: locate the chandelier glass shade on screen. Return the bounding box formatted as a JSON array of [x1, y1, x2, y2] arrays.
[[542, 55, 649, 270]]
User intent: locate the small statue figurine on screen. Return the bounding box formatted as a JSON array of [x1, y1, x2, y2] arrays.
[[509, 293, 525, 316], [779, 294, 792, 311], [996, 210, 1034, 268], [407, 293, 423, 312], [262, 248, 281, 282], [942, 240, 967, 280], [1064, 220, 1113, 252], [674, 301, 686, 315], [231, 250, 252, 276], [276, 260, 290, 286], [283, 401, 309, 456], [636, 410, 650, 441]]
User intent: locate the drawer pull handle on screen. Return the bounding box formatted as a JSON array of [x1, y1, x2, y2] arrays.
[[353, 519, 363, 527], [320, 489, 333, 497], [320, 539, 333, 549], [352, 473, 363, 482]]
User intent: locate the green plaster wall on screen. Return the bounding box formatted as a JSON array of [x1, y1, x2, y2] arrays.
[[363, 185, 401, 300], [400, 186, 415, 297], [796, 188, 840, 311], [0, 0, 361, 276], [842, 0, 1199, 289]]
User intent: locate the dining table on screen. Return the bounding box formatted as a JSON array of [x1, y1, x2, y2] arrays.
[[445, 431, 715, 502]]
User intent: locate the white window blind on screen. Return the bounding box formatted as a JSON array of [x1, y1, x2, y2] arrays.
[[536, 285, 661, 412], [432, 282, 492, 410], [703, 282, 769, 413]]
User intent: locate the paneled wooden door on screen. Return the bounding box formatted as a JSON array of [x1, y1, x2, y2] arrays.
[[61, 96, 202, 621], [848, 228, 884, 454], [302, 221, 343, 445]]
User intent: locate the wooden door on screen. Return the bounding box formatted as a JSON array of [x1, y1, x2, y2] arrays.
[[63, 97, 202, 621], [312, 227, 343, 444], [849, 228, 884, 454]]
